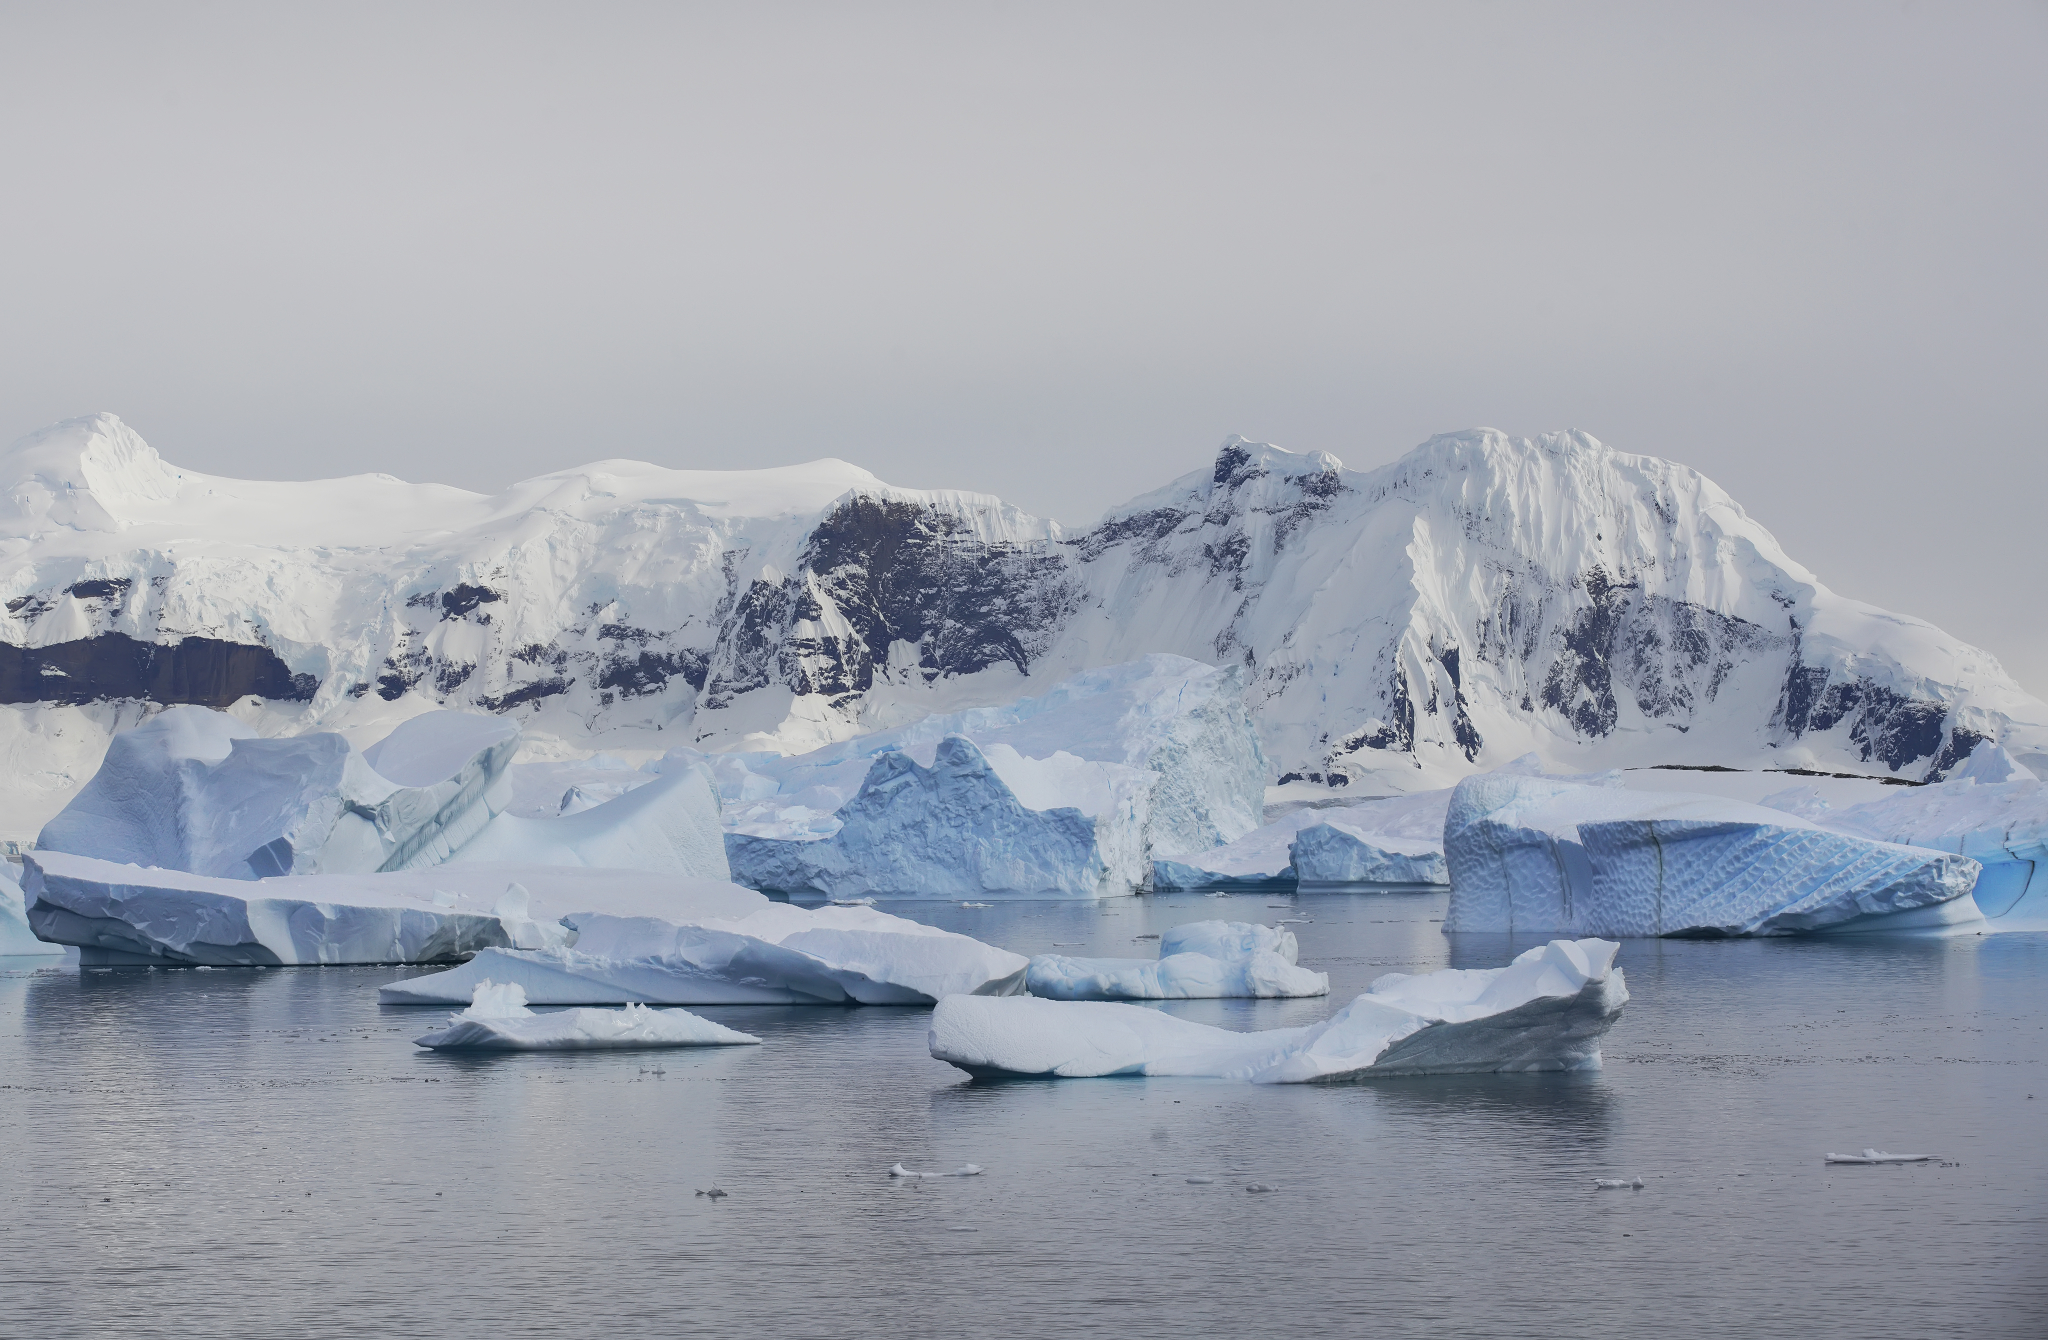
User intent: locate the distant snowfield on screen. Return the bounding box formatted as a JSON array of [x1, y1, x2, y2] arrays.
[[0, 412, 2042, 842]]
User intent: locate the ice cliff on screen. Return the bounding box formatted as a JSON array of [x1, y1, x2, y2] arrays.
[[1443, 771, 1982, 937]]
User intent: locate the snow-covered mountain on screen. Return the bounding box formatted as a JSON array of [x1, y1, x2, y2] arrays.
[[1, 412, 2040, 838]]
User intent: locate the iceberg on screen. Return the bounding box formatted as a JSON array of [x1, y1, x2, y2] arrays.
[[1773, 741, 2048, 929], [1026, 920, 1328, 1000], [36, 707, 520, 878], [725, 736, 1148, 900], [1443, 772, 1981, 937], [1, 865, 63, 955], [713, 656, 1266, 898], [411, 980, 761, 1051], [1154, 789, 1451, 890], [379, 902, 1030, 1006], [1290, 823, 1446, 887], [21, 850, 764, 966], [931, 937, 1627, 1082]]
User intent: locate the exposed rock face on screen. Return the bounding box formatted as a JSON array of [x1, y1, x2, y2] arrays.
[[0, 413, 2040, 823]]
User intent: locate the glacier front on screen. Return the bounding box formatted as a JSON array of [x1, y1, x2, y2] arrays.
[[1443, 772, 1981, 937], [932, 937, 1627, 1081]]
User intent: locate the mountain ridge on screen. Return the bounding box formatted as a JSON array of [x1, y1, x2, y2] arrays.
[[0, 412, 2038, 836]]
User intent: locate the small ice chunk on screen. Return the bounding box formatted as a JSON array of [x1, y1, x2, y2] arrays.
[[1593, 1177, 1644, 1190], [412, 998, 761, 1051], [889, 1163, 984, 1179], [1026, 919, 1326, 1000]]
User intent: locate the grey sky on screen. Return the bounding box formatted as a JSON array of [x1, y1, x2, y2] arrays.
[[3, 3, 2043, 690]]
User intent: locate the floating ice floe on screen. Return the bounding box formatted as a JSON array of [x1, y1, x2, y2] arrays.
[[411, 980, 760, 1051], [0, 865, 63, 955], [888, 1163, 983, 1179], [931, 937, 1627, 1081], [1764, 742, 2048, 930], [712, 656, 1266, 899], [379, 902, 1030, 1005], [1026, 919, 1328, 1000], [1824, 1150, 1931, 1165], [1153, 790, 1451, 890], [1593, 1178, 1644, 1190], [1442, 772, 1981, 937], [22, 851, 761, 965]]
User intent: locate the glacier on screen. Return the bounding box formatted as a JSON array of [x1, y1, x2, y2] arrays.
[[378, 902, 1031, 1006], [21, 851, 762, 966], [411, 980, 761, 1052], [931, 937, 1627, 1081], [3, 413, 2042, 846], [1443, 771, 1982, 937], [1026, 920, 1328, 1000]]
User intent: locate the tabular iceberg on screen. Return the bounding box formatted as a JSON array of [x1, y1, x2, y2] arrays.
[[1027, 920, 1328, 1000], [379, 902, 1030, 1006], [1289, 823, 1446, 887], [1444, 772, 1981, 937], [932, 937, 1627, 1082], [22, 850, 763, 966], [411, 980, 761, 1051], [725, 735, 1148, 900], [1, 865, 63, 955]]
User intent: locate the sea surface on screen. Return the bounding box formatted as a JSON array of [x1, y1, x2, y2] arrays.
[[3, 890, 2043, 1339]]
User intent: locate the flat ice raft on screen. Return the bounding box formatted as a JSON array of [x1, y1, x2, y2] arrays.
[[381, 904, 1030, 1006], [413, 981, 760, 1051], [933, 938, 1626, 1082], [1026, 920, 1328, 1000]]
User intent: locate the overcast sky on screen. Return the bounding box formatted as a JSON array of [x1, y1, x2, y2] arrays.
[[2, 2, 2043, 691]]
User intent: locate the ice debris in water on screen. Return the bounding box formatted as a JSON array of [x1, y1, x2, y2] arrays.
[[1824, 1149, 1932, 1165], [889, 1163, 984, 1179], [1026, 919, 1328, 1000], [1593, 1177, 1645, 1190], [1245, 1184, 1277, 1194], [411, 979, 761, 1051], [932, 938, 1627, 1082]]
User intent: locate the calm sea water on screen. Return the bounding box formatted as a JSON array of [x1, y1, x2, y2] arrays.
[[3, 891, 2043, 1339]]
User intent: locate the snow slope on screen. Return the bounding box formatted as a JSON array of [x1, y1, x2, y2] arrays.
[[1, 413, 2041, 837]]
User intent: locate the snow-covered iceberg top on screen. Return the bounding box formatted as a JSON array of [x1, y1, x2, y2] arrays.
[[1027, 919, 1328, 1000], [22, 851, 765, 966], [932, 938, 1627, 1082], [411, 980, 761, 1051], [700, 654, 1266, 863], [725, 735, 1149, 899], [1444, 771, 1982, 937], [379, 902, 1030, 1006]]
